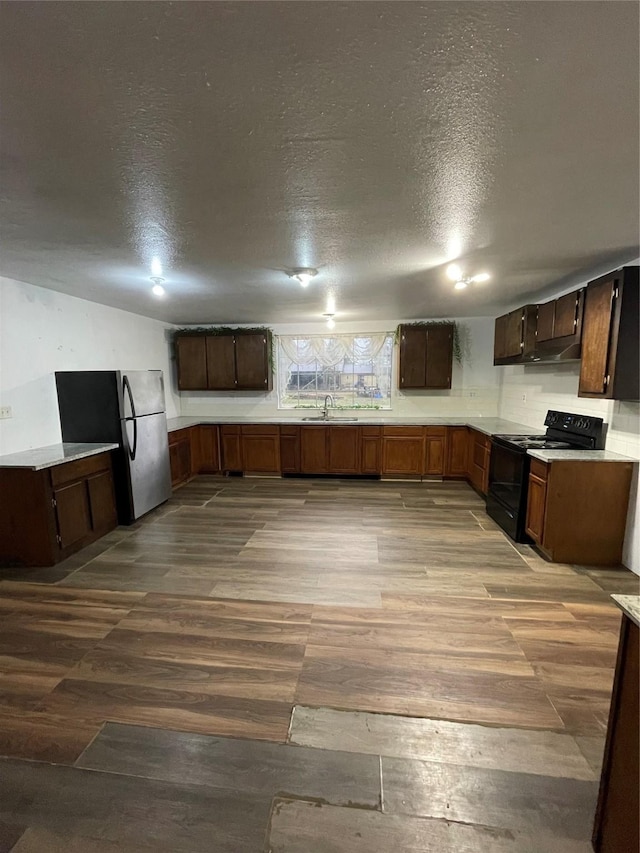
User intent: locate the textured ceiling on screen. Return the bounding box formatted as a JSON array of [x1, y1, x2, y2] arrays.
[[0, 1, 638, 324]]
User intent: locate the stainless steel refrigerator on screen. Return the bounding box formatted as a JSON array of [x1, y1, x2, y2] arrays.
[[55, 370, 172, 523]]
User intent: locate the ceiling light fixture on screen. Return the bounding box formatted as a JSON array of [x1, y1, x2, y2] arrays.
[[289, 267, 318, 287], [151, 282, 166, 297], [151, 257, 163, 278], [323, 313, 336, 330], [446, 264, 490, 290], [446, 263, 463, 282]]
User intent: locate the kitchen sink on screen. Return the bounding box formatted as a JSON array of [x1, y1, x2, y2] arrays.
[[301, 416, 359, 422]]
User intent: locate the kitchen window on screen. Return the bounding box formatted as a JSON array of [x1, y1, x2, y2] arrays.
[[277, 333, 394, 409]]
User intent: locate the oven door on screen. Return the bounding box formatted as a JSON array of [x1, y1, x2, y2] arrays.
[[486, 440, 530, 542]]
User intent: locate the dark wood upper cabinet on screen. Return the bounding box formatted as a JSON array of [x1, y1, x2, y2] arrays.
[[554, 291, 582, 338], [235, 333, 272, 390], [206, 336, 236, 390], [176, 336, 208, 390], [536, 301, 556, 342], [175, 331, 273, 392], [493, 306, 538, 365], [398, 324, 453, 389], [579, 267, 639, 400]]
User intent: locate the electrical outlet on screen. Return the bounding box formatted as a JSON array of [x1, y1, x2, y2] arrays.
[[468, 391, 477, 398], [521, 394, 527, 403], [0, 406, 12, 419]]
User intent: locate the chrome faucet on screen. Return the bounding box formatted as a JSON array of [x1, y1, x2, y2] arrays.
[[322, 394, 334, 420]]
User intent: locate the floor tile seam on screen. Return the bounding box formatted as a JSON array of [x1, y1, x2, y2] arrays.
[[377, 750, 599, 783]]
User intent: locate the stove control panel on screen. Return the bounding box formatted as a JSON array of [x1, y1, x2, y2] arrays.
[[544, 410, 605, 447]]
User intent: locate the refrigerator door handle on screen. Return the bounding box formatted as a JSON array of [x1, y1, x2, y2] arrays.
[[123, 375, 138, 460], [123, 375, 137, 419], [127, 417, 138, 461]]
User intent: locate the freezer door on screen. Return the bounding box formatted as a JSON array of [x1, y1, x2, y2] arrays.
[[122, 412, 172, 520], [121, 370, 167, 418]]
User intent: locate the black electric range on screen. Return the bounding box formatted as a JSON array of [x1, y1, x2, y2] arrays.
[[486, 410, 605, 542]]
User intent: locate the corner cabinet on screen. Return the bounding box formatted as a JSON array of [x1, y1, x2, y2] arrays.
[[525, 458, 633, 565], [579, 267, 639, 400], [176, 331, 273, 392], [0, 452, 118, 567], [398, 324, 453, 389]]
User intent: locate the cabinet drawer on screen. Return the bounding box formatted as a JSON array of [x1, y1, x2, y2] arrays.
[[50, 452, 112, 487], [361, 426, 382, 437], [530, 458, 549, 480], [241, 424, 279, 436], [220, 425, 241, 435], [383, 426, 424, 437], [280, 425, 300, 436], [425, 426, 447, 437]]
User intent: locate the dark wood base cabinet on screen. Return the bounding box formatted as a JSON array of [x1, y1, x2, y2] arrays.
[[593, 613, 639, 853], [525, 458, 633, 565], [0, 452, 117, 567]]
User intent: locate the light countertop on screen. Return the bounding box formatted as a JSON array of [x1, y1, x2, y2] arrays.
[[0, 442, 119, 471], [527, 449, 638, 463], [166, 416, 540, 436], [612, 595, 640, 628]]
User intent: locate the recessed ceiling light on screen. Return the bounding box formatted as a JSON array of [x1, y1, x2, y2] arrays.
[[323, 312, 336, 329], [470, 272, 490, 283], [454, 281, 468, 290], [289, 267, 318, 287], [446, 263, 463, 282], [151, 283, 166, 297]]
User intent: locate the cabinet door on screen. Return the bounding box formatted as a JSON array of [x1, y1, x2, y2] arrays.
[[280, 427, 301, 474], [537, 302, 555, 342], [445, 427, 469, 477], [54, 480, 92, 548], [328, 426, 360, 474], [301, 426, 328, 473], [241, 427, 280, 473], [554, 291, 580, 338], [176, 336, 208, 390], [494, 314, 508, 361], [504, 309, 523, 357], [579, 278, 615, 396], [525, 473, 547, 544], [399, 327, 427, 388], [220, 426, 243, 471], [86, 470, 117, 532], [206, 335, 237, 390], [425, 325, 453, 389], [198, 426, 220, 473], [235, 333, 271, 390], [169, 438, 191, 487], [361, 429, 382, 475], [382, 436, 424, 475], [424, 428, 446, 475]]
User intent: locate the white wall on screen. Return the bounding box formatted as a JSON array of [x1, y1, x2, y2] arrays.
[[0, 276, 179, 455], [180, 317, 501, 420], [498, 264, 640, 574]]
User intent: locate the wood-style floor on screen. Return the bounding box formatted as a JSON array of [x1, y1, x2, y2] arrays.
[[0, 476, 637, 851]]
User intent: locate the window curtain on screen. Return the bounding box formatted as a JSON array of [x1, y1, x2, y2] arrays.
[[278, 333, 391, 366]]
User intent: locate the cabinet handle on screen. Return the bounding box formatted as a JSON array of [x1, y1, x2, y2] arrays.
[[604, 374, 610, 387]]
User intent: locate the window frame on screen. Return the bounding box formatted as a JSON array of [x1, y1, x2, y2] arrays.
[[276, 332, 395, 410]]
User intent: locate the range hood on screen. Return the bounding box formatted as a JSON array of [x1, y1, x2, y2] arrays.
[[527, 337, 582, 363]]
